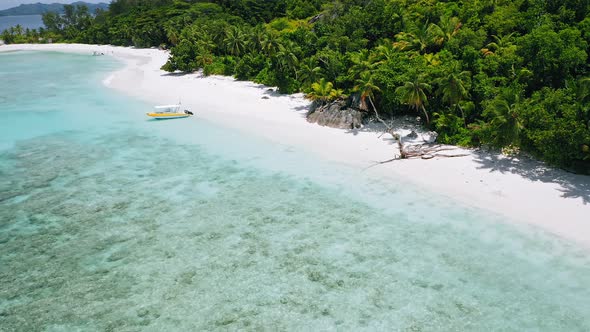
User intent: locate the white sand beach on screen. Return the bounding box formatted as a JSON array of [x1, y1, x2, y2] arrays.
[[2, 43, 589, 248]]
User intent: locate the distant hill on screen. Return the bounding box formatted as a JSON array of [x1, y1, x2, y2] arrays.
[[0, 2, 109, 16]]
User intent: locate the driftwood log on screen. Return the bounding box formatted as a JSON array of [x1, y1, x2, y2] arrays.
[[368, 104, 469, 167]]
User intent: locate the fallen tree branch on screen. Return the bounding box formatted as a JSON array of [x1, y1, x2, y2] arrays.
[[421, 153, 471, 159], [364, 132, 471, 170], [364, 106, 470, 169]]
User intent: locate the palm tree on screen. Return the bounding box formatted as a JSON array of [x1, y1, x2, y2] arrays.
[[195, 51, 213, 68], [423, 53, 441, 66], [394, 21, 436, 53], [574, 77, 590, 135], [436, 68, 471, 124], [483, 93, 523, 146], [396, 76, 432, 124], [224, 27, 248, 56], [276, 41, 300, 78], [298, 57, 322, 90], [374, 39, 397, 62], [13, 24, 24, 36], [353, 71, 379, 110], [195, 31, 216, 54], [576, 77, 590, 103], [481, 33, 515, 56], [353, 71, 382, 121], [306, 78, 342, 105], [249, 24, 266, 52], [348, 49, 378, 81], [428, 16, 462, 46], [261, 32, 280, 57], [164, 26, 179, 46], [210, 22, 228, 48], [317, 49, 345, 83]]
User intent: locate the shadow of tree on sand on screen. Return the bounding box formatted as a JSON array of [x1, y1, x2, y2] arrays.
[[161, 72, 192, 77], [473, 151, 590, 205]]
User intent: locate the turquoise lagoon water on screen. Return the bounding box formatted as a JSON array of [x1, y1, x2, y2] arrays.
[[1, 52, 589, 331]]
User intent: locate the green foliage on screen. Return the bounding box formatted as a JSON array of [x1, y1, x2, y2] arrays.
[[224, 26, 248, 56], [433, 112, 473, 146], [6, 0, 589, 172], [285, 0, 321, 19], [1, 25, 43, 43], [396, 76, 432, 124], [353, 71, 380, 112], [518, 25, 587, 89], [479, 91, 524, 147], [41, 4, 92, 41], [306, 78, 342, 104], [235, 54, 267, 80], [520, 88, 590, 170], [297, 57, 321, 91], [253, 66, 272, 86], [162, 38, 198, 72], [267, 18, 307, 33], [203, 58, 225, 76]]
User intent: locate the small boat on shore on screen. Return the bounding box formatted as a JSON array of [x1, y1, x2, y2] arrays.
[[147, 104, 193, 119]]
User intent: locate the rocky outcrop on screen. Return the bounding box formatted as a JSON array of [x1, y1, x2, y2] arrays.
[[306, 99, 365, 129], [308, 14, 324, 24], [422, 131, 438, 143], [406, 130, 418, 139]]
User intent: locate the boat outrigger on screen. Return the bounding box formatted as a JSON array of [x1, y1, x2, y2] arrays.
[[147, 104, 194, 119]]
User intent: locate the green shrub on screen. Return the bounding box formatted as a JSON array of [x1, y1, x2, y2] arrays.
[[433, 112, 474, 146], [203, 60, 225, 76]]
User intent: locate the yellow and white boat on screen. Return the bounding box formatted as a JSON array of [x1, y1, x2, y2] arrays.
[[147, 104, 193, 119]]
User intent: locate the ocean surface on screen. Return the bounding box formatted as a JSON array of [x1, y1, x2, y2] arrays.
[[0, 15, 44, 32], [1, 51, 589, 331]]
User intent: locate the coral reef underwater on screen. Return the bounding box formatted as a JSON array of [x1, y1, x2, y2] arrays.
[[1, 130, 590, 331]]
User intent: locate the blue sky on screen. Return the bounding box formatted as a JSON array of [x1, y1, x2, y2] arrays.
[[0, 0, 109, 10]]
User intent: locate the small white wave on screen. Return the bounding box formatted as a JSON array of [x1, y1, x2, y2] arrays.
[[102, 74, 114, 86]]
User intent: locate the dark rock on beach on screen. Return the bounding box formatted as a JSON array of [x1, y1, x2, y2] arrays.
[[406, 130, 418, 139], [306, 98, 365, 129]]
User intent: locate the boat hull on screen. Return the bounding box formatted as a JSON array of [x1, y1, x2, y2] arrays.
[[146, 113, 190, 119]]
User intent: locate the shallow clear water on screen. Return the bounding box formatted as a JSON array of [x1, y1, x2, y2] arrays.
[[1, 52, 589, 331]]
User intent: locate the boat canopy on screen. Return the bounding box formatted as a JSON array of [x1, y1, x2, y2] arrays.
[[155, 104, 180, 109]]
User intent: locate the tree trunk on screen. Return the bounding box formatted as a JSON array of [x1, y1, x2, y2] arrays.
[[457, 104, 467, 128], [421, 104, 430, 124], [368, 95, 390, 130]]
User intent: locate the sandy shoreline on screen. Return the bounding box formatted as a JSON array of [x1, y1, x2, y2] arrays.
[[2, 43, 589, 249]]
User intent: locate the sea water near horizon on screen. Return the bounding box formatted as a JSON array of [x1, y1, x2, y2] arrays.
[[0, 15, 44, 32], [1, 51, 589, 331]]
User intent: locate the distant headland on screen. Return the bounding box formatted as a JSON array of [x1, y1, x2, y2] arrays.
[[0, 2, 109, 16]]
